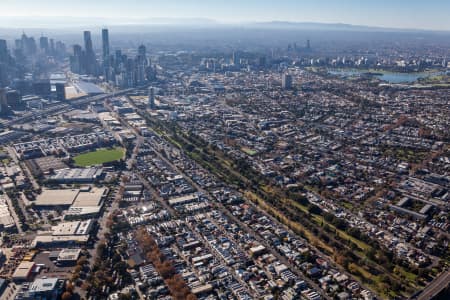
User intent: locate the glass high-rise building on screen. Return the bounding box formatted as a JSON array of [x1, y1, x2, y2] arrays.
[[102, 29, 110, 63], [83, 31, 96, 75]]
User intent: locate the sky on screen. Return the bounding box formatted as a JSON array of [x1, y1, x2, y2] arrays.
[[1, 0, 450, 31]]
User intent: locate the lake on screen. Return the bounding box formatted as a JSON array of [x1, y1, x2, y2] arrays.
[[327, 69, 443, 83]]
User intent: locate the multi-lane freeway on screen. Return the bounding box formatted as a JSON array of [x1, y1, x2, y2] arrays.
[[2, 88, 135, 127], [415, 271, 450, 300]]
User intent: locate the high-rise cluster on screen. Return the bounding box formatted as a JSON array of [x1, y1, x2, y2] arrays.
[[70, 31, 97, 76], [70, 29, 156, 88], [0, 33, 66, 112]]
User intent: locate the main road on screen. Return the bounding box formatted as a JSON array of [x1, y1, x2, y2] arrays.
[[3, 88, 135, 127], [416, 271, 450, 300]]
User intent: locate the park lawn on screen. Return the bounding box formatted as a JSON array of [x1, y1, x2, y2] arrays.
[[241, 147, 257, 156], [74, 147, 125, 167]]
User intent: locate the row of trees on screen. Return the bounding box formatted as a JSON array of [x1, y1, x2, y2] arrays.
[[7, 190, 29, 231], [135, 227, 197, 300]]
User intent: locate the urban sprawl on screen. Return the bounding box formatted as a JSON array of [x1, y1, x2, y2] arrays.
[[0, 27, 449, 300]]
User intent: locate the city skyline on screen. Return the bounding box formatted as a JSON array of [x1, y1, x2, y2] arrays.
[[1, 0, 450, 31]]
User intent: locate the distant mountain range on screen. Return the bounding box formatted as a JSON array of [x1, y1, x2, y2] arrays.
[[249, 21, 420, 32], [0, 16, 218, 28], [0, 16, 447, 33]]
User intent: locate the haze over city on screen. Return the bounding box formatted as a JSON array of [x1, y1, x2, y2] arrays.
[[1, 0, 450, 31]]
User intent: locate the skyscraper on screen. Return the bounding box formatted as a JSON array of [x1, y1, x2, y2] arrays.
[[55, 41, 66, 58], [282, 73, 293, 90], [0, 40, 8, 63], [138, 44, 146, 58], [136, 45, 148, 85], [125, 58, 136, 88], [20, 34, 37, 57], [84, 31, 93, 55], [39, 36, 49, 53], [5, 89, 22, 109], [0, 88, 6, 114], [0, 41, 9, 88], [70, 44, 83, 74], [50, 38, 55, 55], [55, 83, 66, 101], [0, 63, 7, 88], [102, 29, 110, 63], [83, 31, 96, 75], [102, 29, 111, 80], [148, 87, 155, 109], [232, 51, 240, 66]]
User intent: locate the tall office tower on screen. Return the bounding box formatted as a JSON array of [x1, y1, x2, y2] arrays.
[[136, 45, 148, 85], [5, 89, 22, 109], [125, 58, 136, 88], [0, 41, 8, 88], [102, 29, 111, 80], [15, 39, 22, 50], [70, 44, 83, 74], [27, 37, 37, 56], [0, 64, 7, 87], [136, 63, 146, 86], [39, 36, 49, 53], [232, 51, 240, 66], [148, 87, 155, 109], [55, 83, 66, 101], [73, 44, 83, 58], [84, 31, 93, 54], [138, 44, 146, 58], [114, 49, 122, 71], [55, 41, 66, 58], [21, 34, 37, 57], [102, 29, 110, 61], [146, 65, 157, 82], [20, 34, 28, 55], [115, 50, 122, 62], [282, 73, 293, 90], [49, 38, 55, 54], [258, 56, 266, 69], [83, 31, 96, 75], [0, 88, 5, 113], [306, 39, 311, 50], [0, 40, 7, 63]]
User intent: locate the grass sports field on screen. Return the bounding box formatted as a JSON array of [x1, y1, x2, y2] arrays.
[[73, 147, 125, 167]]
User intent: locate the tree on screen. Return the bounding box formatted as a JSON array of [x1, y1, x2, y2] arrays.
[[96, 242, 107, 258], [61, 291, 73, 300], [113, 261, 128, 275], [119, 293, 132, 300], [77, 256, 87, 266], [65, 281, 74, 293], [307, 204, 322, 215], [74, 265, 83, 274], [81, 281, 91, 291]]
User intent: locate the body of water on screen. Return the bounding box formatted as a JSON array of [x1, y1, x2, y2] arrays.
[[328, 69, 443, 83]]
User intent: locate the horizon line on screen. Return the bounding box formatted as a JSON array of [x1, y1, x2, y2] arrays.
[[0, 15, 449, 32]]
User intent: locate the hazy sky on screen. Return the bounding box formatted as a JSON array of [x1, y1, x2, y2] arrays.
[[1, 0, 450, 30]]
